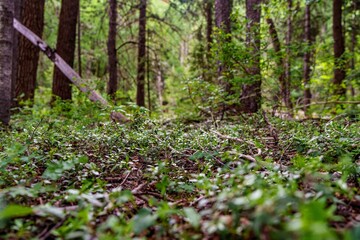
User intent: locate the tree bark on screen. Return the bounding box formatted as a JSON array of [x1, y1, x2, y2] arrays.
[[205, 0, 213, 53], [303, 3, 312, 112], [240, 0, 262, 113], [215, 0, 231, 34], [15, 0, 45, 105], [11, 0, 21, 107], [0, 0, 14, 125], [284, 0, 293, 111], [266, 18, 286, 104], [136, 0, 147, 107], [52, 0, 79, 101], [77, 8, 82, 77], [332, 0, 346, 97], [214, 0, 232, 90], [350, 0, 357, 97], [107, 0, 118, 98]]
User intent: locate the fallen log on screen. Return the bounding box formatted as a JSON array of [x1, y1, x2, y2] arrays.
[[13, 18, 129, 123]]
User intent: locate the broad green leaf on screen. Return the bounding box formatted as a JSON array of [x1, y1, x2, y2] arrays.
[[0, 205, 33, 220], [132, 208, 157, 234], [184, 207, 201, 228]]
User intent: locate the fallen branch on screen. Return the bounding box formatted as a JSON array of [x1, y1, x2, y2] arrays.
[[228, 150, 256, 162], [13, 19, 129, 123], [131, 181, 156, 194], [119, 171, 132, 186]]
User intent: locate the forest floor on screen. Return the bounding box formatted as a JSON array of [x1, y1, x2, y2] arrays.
[[0, 103, 359, 239]]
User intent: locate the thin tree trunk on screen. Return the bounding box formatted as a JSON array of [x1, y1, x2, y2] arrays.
[[0, 0, 14, 125], [205, 0, 213, 53], [284, 0, 293, 111], [240, 0, 262, 113], [107, 0, 118, 98], [136, 0, 147, 107], [146, 29, 151, 114], [77, 7, 82, 77], [333, 0, 346, 97], [52, 0, 79, 101], [215, 0, 232, 93], [204, 0, 214, 82], [15, 0, 45, 105], [303, 3, 312, 112], [350, 0, 357, 97], [266, 18, 286, 105]]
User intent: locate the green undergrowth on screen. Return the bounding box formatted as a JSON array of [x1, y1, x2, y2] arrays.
[[0, 102, 359, 239]]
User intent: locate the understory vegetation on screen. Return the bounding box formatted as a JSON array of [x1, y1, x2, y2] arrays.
[[0, 101, 359, 239]]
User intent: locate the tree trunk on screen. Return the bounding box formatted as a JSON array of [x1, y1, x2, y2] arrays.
[[11, 0, 21, 107], [203, 0, 214, 82], [0, 0, 14, 125], [77, 8, 82, 77], [107, 0, 118, 98], [240, 0, 261, 113], [136, 0, 147, 107], [215, 0, 231, 34], [266, 18, 285, 105], [303, 3, 312, 112], [332, 0, 346, 97], [284, 0, 293, 111], [205, 0, 213, 53], [214, 0, 232, 89], [350, 0, 357, 97], [15, 0, 45, 105], [52, 0, 79, 101]]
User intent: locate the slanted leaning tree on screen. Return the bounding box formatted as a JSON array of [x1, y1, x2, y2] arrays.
[[240, 0, 262, 113], [0, 0, 13, 125], [52, 0, 80, 101]]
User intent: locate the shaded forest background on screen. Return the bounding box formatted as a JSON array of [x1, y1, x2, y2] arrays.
[[1, 0, 359, 123]]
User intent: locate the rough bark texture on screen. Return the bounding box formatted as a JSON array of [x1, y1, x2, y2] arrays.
[[303, 3, 312, 111], [11, 0, 21, 107], [107, 0, 118, 98], [284, 0, 293, 111], [350, 0, 357, 97], [332, 0, 346, 97], [0, 0, 14, 125], [52, 0, 79, 101], [215, 0, 231, 34], [214, 0, 232, 87], [205, 0, 213, 53], [15, 0, 45, 105], [240, 0, 261, 113], [77, 9, 82, 77], [136, 0, 147, 107]]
